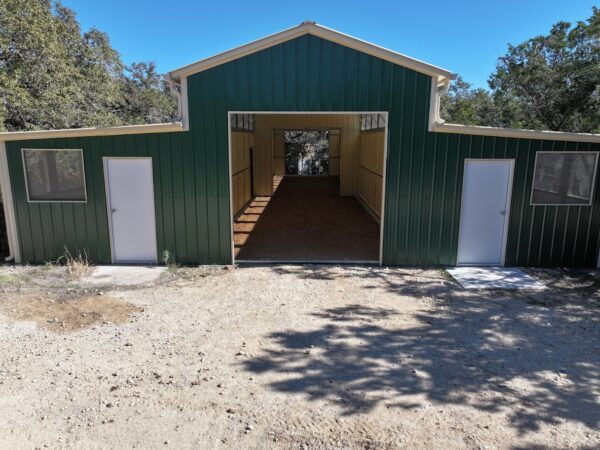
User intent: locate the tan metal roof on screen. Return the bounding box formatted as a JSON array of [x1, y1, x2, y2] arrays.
[[169, 21, 455, 81], [0, 122, 184, 142]]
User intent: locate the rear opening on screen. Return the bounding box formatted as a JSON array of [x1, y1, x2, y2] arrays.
[[229, 112, 386, 264]]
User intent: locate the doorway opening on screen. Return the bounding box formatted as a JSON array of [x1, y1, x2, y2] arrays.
[[284, 130, 329, 176], [229, 112, 387, 264]]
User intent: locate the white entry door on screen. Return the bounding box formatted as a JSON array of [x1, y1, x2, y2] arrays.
[[457, 160, 514, 266], [104, 158, 157, 263]]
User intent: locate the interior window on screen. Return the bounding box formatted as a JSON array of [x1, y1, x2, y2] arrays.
[[360, 113, 385, 132], [531, 152, 598, 205], [22, 149, 86, 202], [230, 113, 255, 131]]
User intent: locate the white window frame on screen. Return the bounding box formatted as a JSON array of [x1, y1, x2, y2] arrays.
[[21, 148, 88, 203], [530, 151, 599, 206]]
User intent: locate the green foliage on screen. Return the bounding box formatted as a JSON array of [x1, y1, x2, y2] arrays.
[[120, 62, 178, 125], [442, 7, 600, 133], [440, 77, 500, 127], [0, 0, 177, 132], [162, 250, 178, 270]]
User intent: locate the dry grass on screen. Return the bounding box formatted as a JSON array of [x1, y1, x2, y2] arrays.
[[58, 247, 91, 279], [0, 292, 142, 332]]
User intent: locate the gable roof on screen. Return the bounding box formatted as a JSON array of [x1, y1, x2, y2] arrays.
[[169, 22, 455, 82]]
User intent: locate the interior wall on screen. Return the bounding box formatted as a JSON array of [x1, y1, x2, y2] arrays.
[[358, 130, 385, 218], [272, 130, 285, 175], [231, 130, 254, 217], [253, 114, 361, 196]]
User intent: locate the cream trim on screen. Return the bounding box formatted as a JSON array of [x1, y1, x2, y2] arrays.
[[180, 78, 190, 131], [0, 141, 21, 262], [170, 22, 454, 81], [433, 122, 600, 143], [430, 75, 600, 142], [0, 122, 184, 142], [228, 110, 389, 266], [428, 78, 451, 132]]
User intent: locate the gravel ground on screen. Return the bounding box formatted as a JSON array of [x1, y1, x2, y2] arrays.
[[0, 264, 599, 449]]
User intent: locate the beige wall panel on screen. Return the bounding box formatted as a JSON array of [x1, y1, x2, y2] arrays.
[[232, 170, 251, 217], [338, 115, 361, 196], [328, 131, 341, 176], [357, 129, 385, 218], [253, 114, 361, 196], [330, 159, 340, 176], [358, 167, 382, 218], [359, 131, 385, 176], [272, 130, 285, 176], [230, 129, 253, 217], [329, 130, 341, 157], [252, 114, 273, 195]]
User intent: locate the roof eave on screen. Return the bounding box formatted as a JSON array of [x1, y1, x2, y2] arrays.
[[169, 22, 454, 81], [0, 122, 184, 142], [432, 122, 600, 144]]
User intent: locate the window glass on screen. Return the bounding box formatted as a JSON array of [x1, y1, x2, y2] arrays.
[[23, 149, 86, 201], [531, 152, 597, 205], [360, 114, 385, 132]]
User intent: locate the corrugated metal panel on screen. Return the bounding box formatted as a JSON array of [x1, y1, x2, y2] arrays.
[[254, 114, 359, 195], [5, 33, 600, 266]]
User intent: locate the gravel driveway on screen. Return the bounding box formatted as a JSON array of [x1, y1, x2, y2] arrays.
[[0, 264, 599, 449]]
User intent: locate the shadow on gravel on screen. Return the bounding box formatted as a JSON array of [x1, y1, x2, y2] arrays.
[[242, 266, 600, 435]]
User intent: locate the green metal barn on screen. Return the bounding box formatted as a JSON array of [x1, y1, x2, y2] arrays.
[[1, 22, 600, 267]]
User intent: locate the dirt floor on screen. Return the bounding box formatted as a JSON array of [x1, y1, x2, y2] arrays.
[[0, 264, 599, 449], [234, 176, 380, 261]]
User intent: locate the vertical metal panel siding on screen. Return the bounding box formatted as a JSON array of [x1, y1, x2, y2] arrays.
[[5, 33, 600, 266]]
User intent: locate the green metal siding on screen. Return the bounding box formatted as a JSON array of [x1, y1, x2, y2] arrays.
[[6, 34, 600, 266]]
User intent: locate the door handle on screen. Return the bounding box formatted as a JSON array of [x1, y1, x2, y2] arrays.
[[111, 208, 117, 213], [500, 210, 506, 216]]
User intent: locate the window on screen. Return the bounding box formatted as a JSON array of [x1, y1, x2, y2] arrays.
[[531, 152, 598, 205], [360, 113, 386, 132], [230, 113, 255, 132], [22, 149, 86, 202]]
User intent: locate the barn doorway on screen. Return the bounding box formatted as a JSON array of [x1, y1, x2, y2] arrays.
[[229, 112, 387, 263]]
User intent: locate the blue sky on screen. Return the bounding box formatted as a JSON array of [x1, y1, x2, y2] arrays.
[[62, 0, 596, 88]]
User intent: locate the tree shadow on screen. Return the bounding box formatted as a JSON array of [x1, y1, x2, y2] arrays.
[[242, 266, 600, 435]]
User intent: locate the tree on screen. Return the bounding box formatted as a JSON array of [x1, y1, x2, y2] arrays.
[[440, 76, 500, 127], [0, 0, 176, 132], [119, 62, 177, 125], [490, 7, 600, 133], [442, 7, 600, 133]]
